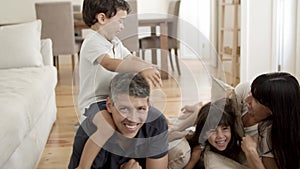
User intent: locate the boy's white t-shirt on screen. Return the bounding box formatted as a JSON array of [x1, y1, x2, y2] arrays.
[[78, 30, 131, 118]]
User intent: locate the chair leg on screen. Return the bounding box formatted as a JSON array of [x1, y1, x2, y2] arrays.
[[141, 49, 145, 60], [71, 54, 75, 72], [174, 49, 181, 75], [53, 56, 56, 67], [151, 49, 157, 65], [77, 51, 81, 62], [135, 51, 139, 58], [54, 55, 59, 72], [169, 49, 175, 71]]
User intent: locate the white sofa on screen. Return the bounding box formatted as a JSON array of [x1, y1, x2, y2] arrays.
[[0, 20, 57, 169]]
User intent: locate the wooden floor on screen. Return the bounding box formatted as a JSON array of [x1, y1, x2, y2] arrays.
[[37, 59, 219, 168]]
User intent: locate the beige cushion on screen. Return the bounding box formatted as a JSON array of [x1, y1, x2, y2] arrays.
[[168, 138, 191, 169], [0, 20, 43, 69], [204, 151, 249, 169], [211, 77, 234, 100]]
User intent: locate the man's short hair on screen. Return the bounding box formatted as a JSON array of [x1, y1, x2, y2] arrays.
[[109, 73, 150, 102]]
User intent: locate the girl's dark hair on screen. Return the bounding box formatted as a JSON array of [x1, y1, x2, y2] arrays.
[[186, 98, 242, 161], [82, 0, 131, 27], [251, 72, 300, 169]]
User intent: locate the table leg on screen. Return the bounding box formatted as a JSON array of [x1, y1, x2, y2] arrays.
[[160, 22, 169, 79], [150, 26, 157, 64]]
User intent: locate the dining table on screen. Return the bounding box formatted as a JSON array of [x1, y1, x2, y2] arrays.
[[138, 14, 175, 79]]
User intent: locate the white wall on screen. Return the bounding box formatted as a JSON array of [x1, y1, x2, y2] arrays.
[[0, 0, 170, 24], [0, 0, 82, 24], [241, 0, 300, 82], [138, 0, 169, 14], [240, 0, 274, 82], [296, 0, 300, 81], [0, 0, 35, 24], [179, 0, 210, 59], [281, 0, 298, 79]]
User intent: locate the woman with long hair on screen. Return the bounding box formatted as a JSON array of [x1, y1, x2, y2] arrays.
[[241, 72, 300, 169]]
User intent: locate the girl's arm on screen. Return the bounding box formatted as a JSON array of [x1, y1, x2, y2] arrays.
[[183, 145, 202, 169]]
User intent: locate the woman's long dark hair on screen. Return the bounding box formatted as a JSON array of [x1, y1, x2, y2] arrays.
[[186, 98, 242, 161], [251, 72, 300, 169]]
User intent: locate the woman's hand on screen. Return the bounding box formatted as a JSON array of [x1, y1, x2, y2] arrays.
[[241, 135, 258, 156]]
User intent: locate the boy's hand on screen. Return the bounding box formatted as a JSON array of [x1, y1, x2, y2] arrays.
[[140, 67, 162, 87], [120, 159, 142, 169]]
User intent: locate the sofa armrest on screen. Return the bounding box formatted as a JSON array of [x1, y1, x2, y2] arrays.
[[41, 39, 53, 66]]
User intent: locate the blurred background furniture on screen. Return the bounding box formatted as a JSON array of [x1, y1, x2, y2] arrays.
[[117, 0, 139, 55], [0, 20, 57, 168], [139, 0, 181, 75], [35, 1, 81, 72], [73, 4, 81, 12]]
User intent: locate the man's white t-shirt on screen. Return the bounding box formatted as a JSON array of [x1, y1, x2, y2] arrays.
[[78, 30, 131, 117]]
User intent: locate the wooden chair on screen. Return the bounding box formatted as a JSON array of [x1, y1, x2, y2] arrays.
[[35, 1, 80, 72], [139, 1, 181, 75], [117, 0, 139, 55]]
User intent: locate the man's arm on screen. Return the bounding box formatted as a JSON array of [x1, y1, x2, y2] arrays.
[[146, 154, 168, 169]]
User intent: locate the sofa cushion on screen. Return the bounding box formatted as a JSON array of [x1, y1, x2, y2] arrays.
[[168, 138, 191, 169], [0, 66, 57, 165], [0, 20, 43, 69], [211, 76, 234, 101], [204, 150, 249, 169]]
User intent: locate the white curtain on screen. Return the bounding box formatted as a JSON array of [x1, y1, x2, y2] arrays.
[[296, 0, 300, 81], [273, 0, 299, 80]]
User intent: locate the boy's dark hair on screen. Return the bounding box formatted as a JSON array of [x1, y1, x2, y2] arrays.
[[186, 98, 242, 161], [82, 0, 131, 27], [109, 73, 150, 103]]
